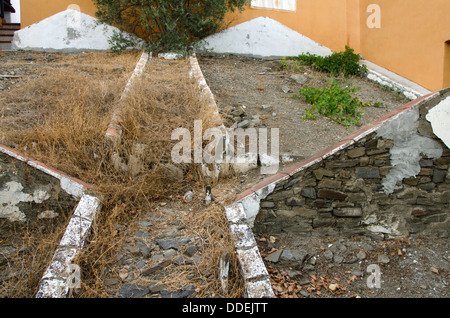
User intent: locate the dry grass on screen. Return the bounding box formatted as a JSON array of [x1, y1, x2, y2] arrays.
[[0, 52, 244, 298]]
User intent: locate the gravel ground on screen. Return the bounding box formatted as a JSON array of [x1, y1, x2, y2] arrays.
[[197, 54, 449, 299], [0, 51, 447, 299]]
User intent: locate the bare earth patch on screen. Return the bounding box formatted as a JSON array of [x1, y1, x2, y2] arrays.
[[197, 53, 449, 298], [197, 54, 408, 159]]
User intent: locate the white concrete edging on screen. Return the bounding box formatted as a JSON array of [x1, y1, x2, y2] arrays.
[[189, 54, 275, 297]]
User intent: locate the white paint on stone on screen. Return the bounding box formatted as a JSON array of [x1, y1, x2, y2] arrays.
[[11, 9, 142, 52], [0, 181, 51, 222], [60, 177, 84, 199], [38, 210, 59, 219], [425, 96, 450, 149], [240, 183, 277, 227], [195, 17, 333, 58], [377, 109, 443, 194]]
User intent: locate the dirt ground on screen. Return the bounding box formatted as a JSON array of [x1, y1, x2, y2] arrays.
[[197, 54, 409, 159], [197, 53, 449, 298], [0, 50, 448, 298]]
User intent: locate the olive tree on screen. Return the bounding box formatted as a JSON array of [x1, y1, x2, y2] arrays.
[[93, 0, 249, 53]]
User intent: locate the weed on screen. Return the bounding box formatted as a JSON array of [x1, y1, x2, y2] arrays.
[[0, 52, 242, 298], [294, 79, 382, 126], [288, 46, 368, 77], [280, 56, 304, 72]]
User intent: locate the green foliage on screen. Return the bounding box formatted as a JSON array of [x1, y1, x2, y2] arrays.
[[280, 56, 304, 72], [294, 79, 383, 127], [93, 0, 249, 53], [289, 46, 368, 77]]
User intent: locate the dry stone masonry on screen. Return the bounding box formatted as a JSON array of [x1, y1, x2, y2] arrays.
[[230, 88, 450, 248]]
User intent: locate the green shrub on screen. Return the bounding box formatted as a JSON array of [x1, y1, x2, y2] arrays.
[[293, 79, 383, 126], [289, 46, 368, 77], [93, 0, 249, 53]]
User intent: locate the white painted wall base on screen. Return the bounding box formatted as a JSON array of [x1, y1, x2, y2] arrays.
[[195, 17, 333, 58], [11, 9, 141, 52]]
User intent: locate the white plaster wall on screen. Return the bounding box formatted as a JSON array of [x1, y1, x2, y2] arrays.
[[377, 109, 443, 194], [426, 96, 450, 149], [11, 9, 141, 51], [195, 17, 333, 58]]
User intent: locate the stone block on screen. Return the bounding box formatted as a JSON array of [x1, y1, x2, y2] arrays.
[[329, 159, 359, 168], [286, 197, 304, 206], [260, 201, 275, 208], [312, 218, 335, 228], [292, 206, 317, 218], [318, 189, 347, 201], [313, 168, 334, 180], [318, 179, 342, 189], [355, 167, 380, 179], [433, 169, 446, 183], [300, 188, 316, 199], [359, 156, 370, 166], [333, 208, 362, 217], [348, 147, 366, 158]]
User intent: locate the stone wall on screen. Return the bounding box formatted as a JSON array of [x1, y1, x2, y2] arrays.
[[0, 152, 78, 223], [235, 88, 450, 240], [0, 144, 101, 298]]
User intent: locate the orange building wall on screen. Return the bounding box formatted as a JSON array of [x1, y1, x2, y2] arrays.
[[227, 0, 450, 91], [20, 0, 97, 29], [359, 0, 450, 92], [19, 0, 450, 91]]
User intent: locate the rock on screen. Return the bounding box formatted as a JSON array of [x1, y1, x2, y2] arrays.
[[118, 283, 149, 298], [134, 229, 149, 239], [125, 244, 140, 255], [333, 208, 362, 217], [300, 188, 317, 199], [0, 245, 16, 258], [348, 147, 366, 158], [377, 254, 390, 264], [135, 240, 151, 257], [104, 277, 120, 286], [184, 245, 197, 257], [290, 74, 309, 85], [157, 238, 191, 250], [148, 282, 167, 294], [261, 105, 273, 111], [281, 86, 292, 94], [160, 285, 196, 298], [140, 260, 170, 276], [280, 248, 308, 263], [333, 255, 344, 264], [318, 189, 347, 200], [351, 269, 364, 277], [356, 250, 366, 260], [237, 120, 250, 128], [355, 167, 380, 179], [163, 249, 177, 258], [160, 163, 184, 182], [265, 249, 283, 263], [183, 191, 194, 202], [323, 250, 333, 260], [113, 65, 125, 72], [139, 221, 154, 227], [299, 290, 310, 297]]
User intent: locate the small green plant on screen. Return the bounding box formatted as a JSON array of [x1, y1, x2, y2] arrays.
[[294, 79, 381, 126], [289, 46, 368, 77], [280, 56, 304, 72]]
